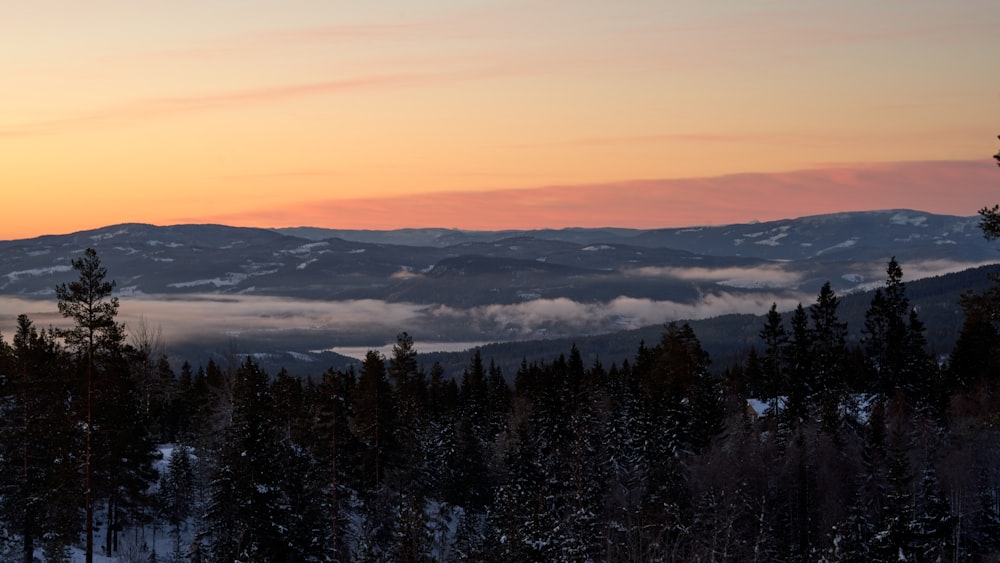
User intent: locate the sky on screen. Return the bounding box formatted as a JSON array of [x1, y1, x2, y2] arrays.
[[3, 0, 999, 241]]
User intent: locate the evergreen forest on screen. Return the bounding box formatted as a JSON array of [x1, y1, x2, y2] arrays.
[[4, 247, 1000, 562]]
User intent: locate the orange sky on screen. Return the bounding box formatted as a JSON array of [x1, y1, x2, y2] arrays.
[[3, 1, 998, 241]]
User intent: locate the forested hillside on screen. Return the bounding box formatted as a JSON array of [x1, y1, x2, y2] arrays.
[[2, 249, 1000, 561]]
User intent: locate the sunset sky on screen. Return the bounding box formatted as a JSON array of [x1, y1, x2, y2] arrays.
[[3, 0, 998, 241]]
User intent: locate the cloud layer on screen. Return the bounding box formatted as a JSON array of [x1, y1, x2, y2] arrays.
[[194, 160, 995, 231]]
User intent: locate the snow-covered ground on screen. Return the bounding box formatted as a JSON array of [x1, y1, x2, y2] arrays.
[[23, 445, 187, 563]]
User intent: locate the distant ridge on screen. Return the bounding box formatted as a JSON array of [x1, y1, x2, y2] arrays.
[[1, 210, 991, 301], [1, 209, 995, 376]]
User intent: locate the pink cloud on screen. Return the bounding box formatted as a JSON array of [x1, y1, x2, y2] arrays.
[[188, 160, 998, 230]]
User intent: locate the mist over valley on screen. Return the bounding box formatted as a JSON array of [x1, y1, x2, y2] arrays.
[[1, 209, 995, 375]]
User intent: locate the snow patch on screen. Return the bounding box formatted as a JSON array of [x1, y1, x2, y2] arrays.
[[168, 272, 250, 288], [117, 285, 141, 296], [285, 241, 330, 255], [815, 238, 858, 256], [3, 264, 72, 285], [890, 212, 927, 226], [89, 228, 128, 241], [754, 232, 788, 246], [581, 245, 615, 251], [146, 240, 184, 248], [297, 258, 318, 270], [286, 351, 316, 362]]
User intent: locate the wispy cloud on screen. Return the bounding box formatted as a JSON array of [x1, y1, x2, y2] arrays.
[[0, 72, 459, 137], [132, 21, 441, 61], [0, 48, 608, 139]]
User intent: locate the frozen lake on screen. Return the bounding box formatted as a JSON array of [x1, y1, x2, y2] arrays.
[[323, 341, 494, 361]]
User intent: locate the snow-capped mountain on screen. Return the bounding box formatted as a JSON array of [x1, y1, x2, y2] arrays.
[[1, 210, 993, 303], [0, 209, 996, 375]]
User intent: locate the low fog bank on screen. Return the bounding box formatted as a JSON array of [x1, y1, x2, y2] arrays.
[[0, 259, 992, 369], [0, 289, 809, 351]]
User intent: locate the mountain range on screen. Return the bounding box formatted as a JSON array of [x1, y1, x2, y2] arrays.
[[0, 209, 996, 376]]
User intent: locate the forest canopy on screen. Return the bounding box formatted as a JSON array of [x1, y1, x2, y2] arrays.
[[1, 248, 1000, 561]]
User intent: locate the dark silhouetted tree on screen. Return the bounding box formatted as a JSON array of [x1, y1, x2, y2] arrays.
[[55, 248, 126, 563], [810, 282, 849, 431], [0, 316, 79, 563]]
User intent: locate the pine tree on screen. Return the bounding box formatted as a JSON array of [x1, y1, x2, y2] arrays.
[[55, 247, 126, 563]]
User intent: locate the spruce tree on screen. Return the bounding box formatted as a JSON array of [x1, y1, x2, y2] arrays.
[[95, 347, 158, 556], [912, 465, 955, 559], [310, 366, 358, 561], [810, 282, 849, 431], [160, 443, 197, 554], [950, 288, 1000, 389], [353, 350, 396, 493], [757, 303, 788, 417], [202, 358, 309, 561], [0, 316, 80, 563], [863, 257, 933, 402], [785, 304, 813, 428]]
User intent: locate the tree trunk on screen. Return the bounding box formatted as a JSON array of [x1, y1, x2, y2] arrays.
[[86, 343, 94, 563]]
